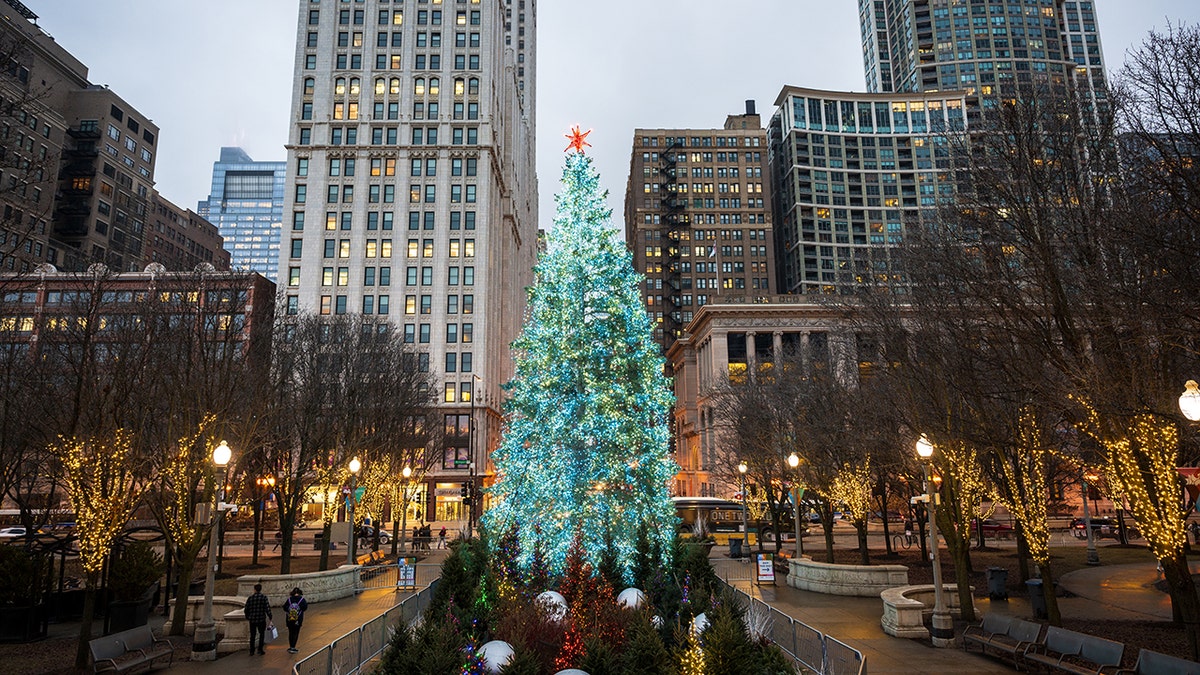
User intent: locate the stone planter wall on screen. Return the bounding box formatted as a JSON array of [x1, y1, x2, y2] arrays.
[[880, 584, 975, 639], [786, 556, 908, 597], [163, 596, 244, 636], [236, 564, 361, 604]]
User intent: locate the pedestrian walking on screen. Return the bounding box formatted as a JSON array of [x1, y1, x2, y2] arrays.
[[283, 586, 309, 654], [244, 583, 273, 655], [272, 530, 283, 552], [438, 525, 447, 549]]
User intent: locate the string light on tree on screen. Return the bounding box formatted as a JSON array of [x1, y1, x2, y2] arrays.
[[483, 129, 678, 581]]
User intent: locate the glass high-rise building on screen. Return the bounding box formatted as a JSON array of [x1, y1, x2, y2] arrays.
[[771, 1, 1109, 295], [199, 147, 286, 281], [278, 0, 538, 520], [860, 0, 1107, 104]]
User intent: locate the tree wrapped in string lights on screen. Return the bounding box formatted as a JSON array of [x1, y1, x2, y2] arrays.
[[484, 129, 677, 582]]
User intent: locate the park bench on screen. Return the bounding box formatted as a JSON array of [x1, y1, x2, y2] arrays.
[[1022, 625, 1123, 675], [1116, 648, 1200, 675], [89, 625, 174, 674], [962, 614, 1043, 669], [356, 550, 389, 579]]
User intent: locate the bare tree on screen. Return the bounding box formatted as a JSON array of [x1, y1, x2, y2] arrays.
[[260, 312, 435, 573]]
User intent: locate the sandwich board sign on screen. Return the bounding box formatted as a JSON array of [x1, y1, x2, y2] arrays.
[[755, 552, 775, 585]]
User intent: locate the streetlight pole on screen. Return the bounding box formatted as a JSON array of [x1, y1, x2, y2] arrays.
[[1082, 470, 1100, 565], [347, 456, 361, 566], [399, 465, 412, 554], [252, 475, 274, 567], [467, 376, 477, 539], [738, 461, 749, 558], [192, 440, 232, 661], [916, 434, 953, 647], [788, 452, 804, 558]]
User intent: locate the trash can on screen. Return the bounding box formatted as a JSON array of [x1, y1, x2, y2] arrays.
[[313, 531, 324, 551], [987, 566, 1009, 600], [1026, 579, 1046, 619], [730, 538, 743, 559]]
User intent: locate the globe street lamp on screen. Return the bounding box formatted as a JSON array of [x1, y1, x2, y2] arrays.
[[787, 452, 805, 557], [737, 461, 749, 558], [399, 465, 412, 554], [192, 440, 232, 661], [1180, 380, 1200, 422], [347, 456, 361, 566], [916, 434, 953, 647]]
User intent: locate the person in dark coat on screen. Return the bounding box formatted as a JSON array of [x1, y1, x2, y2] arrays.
[[244, 583, 273, 655], [282, 586, 309, 654]]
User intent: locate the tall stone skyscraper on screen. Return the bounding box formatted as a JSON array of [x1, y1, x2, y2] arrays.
[[279, 0, 537, 520]]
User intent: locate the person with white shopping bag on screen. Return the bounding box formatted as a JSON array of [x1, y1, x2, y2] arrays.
[[243, 583, 274, 655]]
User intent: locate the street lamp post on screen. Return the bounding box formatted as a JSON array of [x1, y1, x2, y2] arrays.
[[191, 440, 232, 661], [788, 452, 804, 558], [738, 461, 749, 558], [252, 474, 274, 567], [916, 434, 954, 647], [465, 373, 483, 539], [347, 456, 361, 566], [399, 465, 412, 554], [1081, 470, 1100, 565]]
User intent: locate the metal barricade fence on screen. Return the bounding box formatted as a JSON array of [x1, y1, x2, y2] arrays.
[[293, 577, 440, 675], [716, 574, 866, 675], [359, 561, 441, 591]]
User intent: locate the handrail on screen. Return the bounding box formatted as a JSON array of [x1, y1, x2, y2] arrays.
[[292, 578, 439, 675], [716, 563, 867, 675]]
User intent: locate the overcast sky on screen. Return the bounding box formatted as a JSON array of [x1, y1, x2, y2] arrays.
[[28, 1, 1200, 234]]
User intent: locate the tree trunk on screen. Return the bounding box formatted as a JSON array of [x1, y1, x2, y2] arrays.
[[951, 543, 977, 623], [1037, 559, 1062, 626], [280, 528, 294, 575], [251, 502, 262, 566], [168, 554, 198, 636], [1015, 524, 1031, 583], [916, 506, 928, 561], [855, 520, 870, 565], [74, 575, 98, 670], [1163, 554, 1200, 660], [391, 516, 400, 556], [880, 491, 894, 556], [318, 521, 332, 571]]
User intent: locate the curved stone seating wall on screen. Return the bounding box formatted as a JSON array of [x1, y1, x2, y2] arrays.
[[236, 564, 361, 604], [880, 584, 975, 639], [163, 596, 244, 636], [787, 556, 909, 597]]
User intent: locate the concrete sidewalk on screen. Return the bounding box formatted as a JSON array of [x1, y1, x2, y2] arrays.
[[166, 547, 449, 674], [721, 570, 1014, 674], [715, 555, 1197, 674], [1057, 560, 1200, 621]]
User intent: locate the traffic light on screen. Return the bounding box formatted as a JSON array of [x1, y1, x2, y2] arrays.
[[460, 485, 468, 498]]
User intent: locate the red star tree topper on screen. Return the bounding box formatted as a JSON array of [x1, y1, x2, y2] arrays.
[[564, 125, 592, 154]]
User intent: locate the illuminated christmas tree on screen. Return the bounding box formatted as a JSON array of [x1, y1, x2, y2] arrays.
[[484, 128, 677, 582]]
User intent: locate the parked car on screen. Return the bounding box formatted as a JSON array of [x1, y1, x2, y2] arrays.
[[0, 527, 28, 539], [357, 526, 390, 545], [1070, 517, 1139, 540], [970, 519, 1014, 537], [870, 510, 904, 523]]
